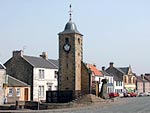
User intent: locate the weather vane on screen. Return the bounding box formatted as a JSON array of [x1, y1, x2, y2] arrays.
[[69, 4, 72, 21]]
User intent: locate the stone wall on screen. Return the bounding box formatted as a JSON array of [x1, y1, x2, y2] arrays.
[[81, 62, 90, 95]]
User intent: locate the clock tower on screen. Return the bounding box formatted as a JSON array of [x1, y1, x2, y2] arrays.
[[58, 5, 83, 99]]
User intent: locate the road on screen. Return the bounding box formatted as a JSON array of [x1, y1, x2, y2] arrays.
[[1, 97, 150, 113]]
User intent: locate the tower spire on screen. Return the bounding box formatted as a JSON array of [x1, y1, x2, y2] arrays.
[[69, 4, 72, 21]]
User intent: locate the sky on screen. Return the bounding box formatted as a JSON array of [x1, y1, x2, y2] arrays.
[[0, 0, 150, 75]]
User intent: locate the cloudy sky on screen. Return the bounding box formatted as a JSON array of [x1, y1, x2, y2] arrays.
[[0, 0, 150, 75]]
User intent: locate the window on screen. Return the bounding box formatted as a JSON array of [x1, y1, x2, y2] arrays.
[[39, 69, 44, 79], [9, 88, 13, 96], [16, 88, 21, 97], [129, 76, 132, 83], [39, 86, 44, 97], [116, 81, 122, 86], [78, 38, 80, 44], [65, 38, 69, 43], [133, 77, 136, 83], [119, 81, 122, 86], [54, 71, 57, 79]]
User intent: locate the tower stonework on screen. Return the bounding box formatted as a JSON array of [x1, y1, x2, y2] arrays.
[[58, 20, 83, 99]]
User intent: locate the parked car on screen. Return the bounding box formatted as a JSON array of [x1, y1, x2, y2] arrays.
[[124, 92, 136, 97], [130, 92, 137, 97], [109, 92, 119, 98], [118, 92, 124, 97], [124, 92, 130, 97], [145, 92, 150, 96], [138, 92, 145, 97]]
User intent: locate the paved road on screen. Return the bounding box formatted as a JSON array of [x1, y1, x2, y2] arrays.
[[1, 97, 150, 113], [52, 97, 150, 113]]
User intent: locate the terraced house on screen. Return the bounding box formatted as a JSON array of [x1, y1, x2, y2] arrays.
[[4, 50, 58, 101]]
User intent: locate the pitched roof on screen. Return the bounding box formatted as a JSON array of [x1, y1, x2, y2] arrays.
[[136, 76, 148, 82], [105, 67, 123, 81], [118, 67, 129, 75], [144, 75, 150, 82], [87, 64, 103, 76], [8, 75, 30, 87], [101, 70, 113, 77], [0, 63, 5, 69], [23, 55, 58, 69]]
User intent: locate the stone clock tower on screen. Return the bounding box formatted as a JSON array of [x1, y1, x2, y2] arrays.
[[58, 5, 83, 99]]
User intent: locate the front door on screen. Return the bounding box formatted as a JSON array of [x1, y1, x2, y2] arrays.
[[24, 88, 28, 101]]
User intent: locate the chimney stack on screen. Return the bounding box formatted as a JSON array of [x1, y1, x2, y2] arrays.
[[13, 50, 23, 58], [102, 66, 105, 71], [110, 62, 114, 68], [40, 52, 48, 60]]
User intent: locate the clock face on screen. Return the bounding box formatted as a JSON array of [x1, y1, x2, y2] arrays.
[[63, 44, 71, 52]]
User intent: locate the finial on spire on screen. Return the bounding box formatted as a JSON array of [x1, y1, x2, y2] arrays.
[[69, 4, 72, 21]]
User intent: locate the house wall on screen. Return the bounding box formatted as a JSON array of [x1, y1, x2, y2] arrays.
[[137, 82, 143, 94], [5, 86, 30, 104], [81, 63, 90, 95], [114, 81, 124, 93], [0, 69, 5, 105], [33, 68, 58, 101], [104, 76, 114, 93], [145, 82, 150, 93]]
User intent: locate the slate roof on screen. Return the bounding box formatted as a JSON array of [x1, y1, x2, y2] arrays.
[[87, 64, 103, 77], [118, 67, 129, 75], [101, 70, 113, 77], [23, 55, 58, 69], [105, 67, 123, 81], [59, 20, 82, 36], [136, 76, 148, 82], [144, 75, 150, 82], [8, 75, 30, 87], [0, 63, 5, 69]]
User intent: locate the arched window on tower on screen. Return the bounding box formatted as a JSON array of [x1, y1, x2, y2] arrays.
[[65, 37, 69, 43], [78, 38, 80, 44]]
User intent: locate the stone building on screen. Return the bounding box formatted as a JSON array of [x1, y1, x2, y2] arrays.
[[4, 51, 58, 101], [0, 63, 6, 104]]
